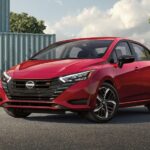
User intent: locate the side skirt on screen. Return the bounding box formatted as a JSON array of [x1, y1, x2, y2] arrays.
[[120, 99, 150, 108]]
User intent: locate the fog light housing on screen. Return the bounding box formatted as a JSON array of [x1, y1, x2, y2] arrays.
[[68, 99, 88, 105]]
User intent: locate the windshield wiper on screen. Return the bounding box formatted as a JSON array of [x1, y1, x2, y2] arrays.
[[29, 58, 38, 60], [63, 57, 80, 59]]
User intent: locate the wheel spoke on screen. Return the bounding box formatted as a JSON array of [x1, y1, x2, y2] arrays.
[[106, 100, 116, 114], [106, 100, 116, 106], [94, 105, 103, 112], [97, 95, 102, 102], [104, 104, 109, 118], [104, 88, 110, 100], [94, 104, 109, 119]]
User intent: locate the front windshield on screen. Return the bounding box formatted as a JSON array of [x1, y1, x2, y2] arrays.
[[31, 40, 113, 60]]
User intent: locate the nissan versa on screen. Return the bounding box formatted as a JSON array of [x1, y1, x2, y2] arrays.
[[0, 37, 150, 123]]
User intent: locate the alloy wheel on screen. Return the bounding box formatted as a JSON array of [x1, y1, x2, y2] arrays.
[[94, 86, 117, 119]]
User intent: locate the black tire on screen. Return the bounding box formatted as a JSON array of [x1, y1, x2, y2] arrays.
[[85, 83, 119, 123], [145, 104, 150, 112], [4, 108, 31, 118], [77, 112, 87, 118]]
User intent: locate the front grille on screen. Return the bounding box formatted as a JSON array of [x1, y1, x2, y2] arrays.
[[2, 79, 74, 101], [13, 80, 53, 89]]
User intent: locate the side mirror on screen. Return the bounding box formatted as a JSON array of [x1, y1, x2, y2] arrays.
[[118, 55, 135, 68]]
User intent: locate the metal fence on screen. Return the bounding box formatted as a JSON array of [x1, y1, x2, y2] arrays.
[[0, 32, 56, 74]]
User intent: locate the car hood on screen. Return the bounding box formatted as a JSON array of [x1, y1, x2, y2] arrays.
[[8, 59, 105, 79]]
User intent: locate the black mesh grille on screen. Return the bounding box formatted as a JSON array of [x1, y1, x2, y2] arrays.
[[2, 79, 74, 101]]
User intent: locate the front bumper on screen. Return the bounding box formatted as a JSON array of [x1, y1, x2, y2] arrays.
[[0, 79, 99, 112]]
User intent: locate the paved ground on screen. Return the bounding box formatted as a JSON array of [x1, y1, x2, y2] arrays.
[[0, 107, 150, 150]]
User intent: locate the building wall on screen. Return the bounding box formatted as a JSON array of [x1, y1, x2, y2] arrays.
[[0, 33, 56, 73], [0, 0, 10, 32]]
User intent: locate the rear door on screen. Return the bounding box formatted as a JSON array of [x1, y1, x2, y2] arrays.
[[130, 42, 150, 100], [111, 41, 141, 102]]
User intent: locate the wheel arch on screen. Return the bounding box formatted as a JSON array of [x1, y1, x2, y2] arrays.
[[102, 77, 119, 95], [101, 76, 116, 87], [103, 80, 114, 86], [89, 76, 118, 108]]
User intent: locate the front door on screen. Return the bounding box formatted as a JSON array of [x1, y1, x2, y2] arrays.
[[112, 41, 141, 102]]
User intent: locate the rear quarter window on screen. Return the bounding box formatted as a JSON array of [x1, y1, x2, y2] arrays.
[[131, 43, 150, 60]]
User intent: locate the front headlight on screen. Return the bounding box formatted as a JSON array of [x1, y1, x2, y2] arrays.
[[59, 70, 94, 83], [1, 72, 12, 83]]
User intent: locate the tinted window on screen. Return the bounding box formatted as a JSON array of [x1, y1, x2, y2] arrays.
[[131, 43, 150, 60], [145, 49, 150, 59], [68, 47, 82, 58], [31, 40, 113, 60], [109, 51, 118, 63], [115, 42, 132, 58], [95, 47, 108, 58]]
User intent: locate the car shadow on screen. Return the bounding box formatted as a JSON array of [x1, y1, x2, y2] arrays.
[[26, 112, 93, 124], [25, 107, 150, 124], [110, 106, 150, 124]]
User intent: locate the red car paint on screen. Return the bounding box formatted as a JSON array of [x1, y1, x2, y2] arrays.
[[0, 37, 150, 112]]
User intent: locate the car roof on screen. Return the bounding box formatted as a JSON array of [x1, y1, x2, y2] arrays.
[[57, 37, 127, 44]]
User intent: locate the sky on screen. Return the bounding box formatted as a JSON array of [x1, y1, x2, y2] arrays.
[[11, 0, 150, 47]]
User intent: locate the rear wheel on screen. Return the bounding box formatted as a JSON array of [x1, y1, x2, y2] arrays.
[[145, 104, 150, 112], [4, 108, 31, 118], [85, 83, 119, 123]]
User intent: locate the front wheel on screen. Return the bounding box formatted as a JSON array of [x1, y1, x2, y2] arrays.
[[4, 108, 31, 118], [85, 83, 119, 123]]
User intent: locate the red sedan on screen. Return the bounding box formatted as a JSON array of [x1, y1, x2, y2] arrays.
[[0, 37, 150, 123]]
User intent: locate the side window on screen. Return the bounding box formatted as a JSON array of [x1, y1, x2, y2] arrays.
[[115, 42, 132, 58], [145, 49, 150, 59], [109, 51, 118, 63], [131, 43, 149, 60]]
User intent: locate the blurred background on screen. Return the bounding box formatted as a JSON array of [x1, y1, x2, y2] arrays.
[[11, 0, 150, 46]]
